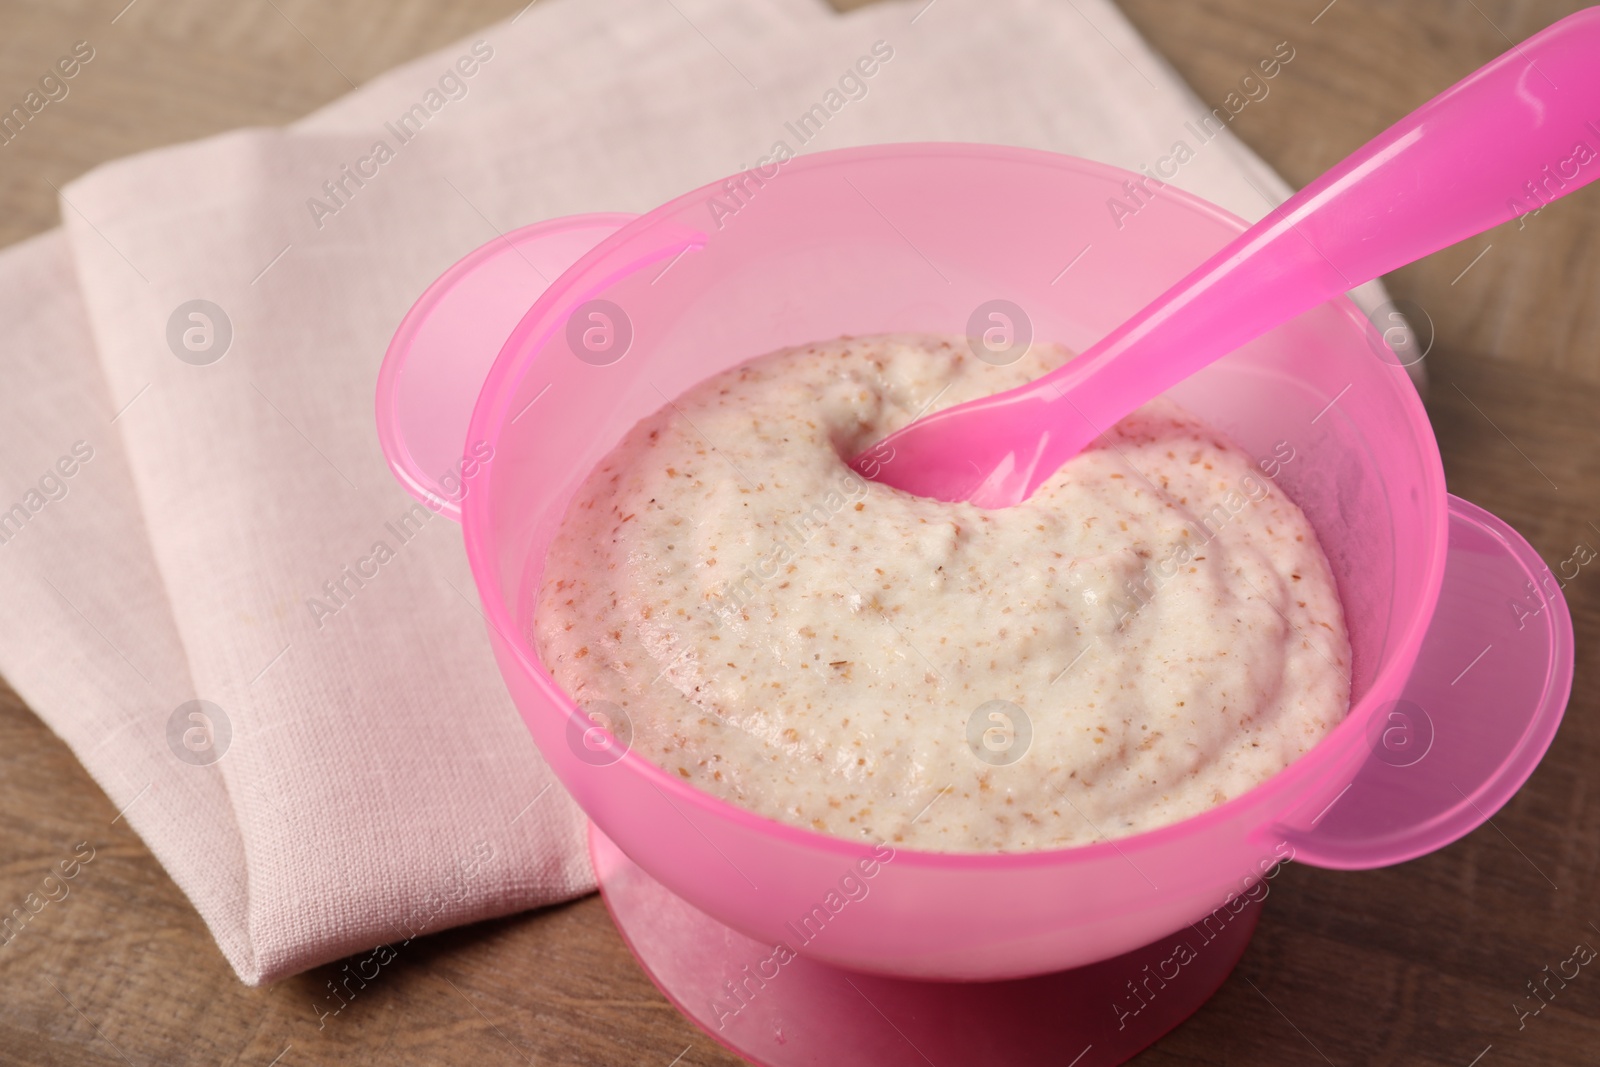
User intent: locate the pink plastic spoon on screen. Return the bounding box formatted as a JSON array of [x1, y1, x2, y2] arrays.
[[859, 7, 1600, 507]]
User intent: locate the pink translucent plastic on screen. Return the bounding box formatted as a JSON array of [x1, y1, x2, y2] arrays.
[[868, 8, 1600, 506], [377, 144, 1573, 982], [589, 824, 1260, 1066], [377, 213, 636, 519]]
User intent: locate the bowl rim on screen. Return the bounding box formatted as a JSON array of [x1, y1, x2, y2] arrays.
[[460, 141, 1452, 870]]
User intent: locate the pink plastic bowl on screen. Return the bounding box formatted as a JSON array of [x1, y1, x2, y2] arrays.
[[378, 144, 1572, 982]]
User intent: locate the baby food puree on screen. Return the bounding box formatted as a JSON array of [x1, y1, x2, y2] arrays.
[[536, 334, 1349, 852]]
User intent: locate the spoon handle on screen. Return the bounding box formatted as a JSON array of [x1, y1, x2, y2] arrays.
[[1032, 6, 1600, 455]]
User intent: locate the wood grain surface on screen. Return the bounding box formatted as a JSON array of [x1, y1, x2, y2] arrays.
[[2, 1, 1597, 1065]]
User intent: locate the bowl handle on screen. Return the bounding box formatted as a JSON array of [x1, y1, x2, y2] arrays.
[[375, 213, 638, 521], [1274, 495, 1574, 870]]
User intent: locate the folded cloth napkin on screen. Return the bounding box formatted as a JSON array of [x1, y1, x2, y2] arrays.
[[0, 0, 1411, 984]]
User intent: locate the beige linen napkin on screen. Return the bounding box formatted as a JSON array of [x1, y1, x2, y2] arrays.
[[1, 0, 1410, 984]]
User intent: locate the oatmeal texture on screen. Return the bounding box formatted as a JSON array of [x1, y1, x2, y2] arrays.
[[535, 334, 1350, 852]]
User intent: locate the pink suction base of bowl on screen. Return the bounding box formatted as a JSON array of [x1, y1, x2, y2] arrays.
[[590, 824, 1258, 1067]]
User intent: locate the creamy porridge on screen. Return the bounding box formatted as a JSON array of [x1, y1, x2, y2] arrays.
[[535, 334, 1350, 852]]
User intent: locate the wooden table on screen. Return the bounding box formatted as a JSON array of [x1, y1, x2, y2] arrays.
[[3, 1, 1597, 1064]]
